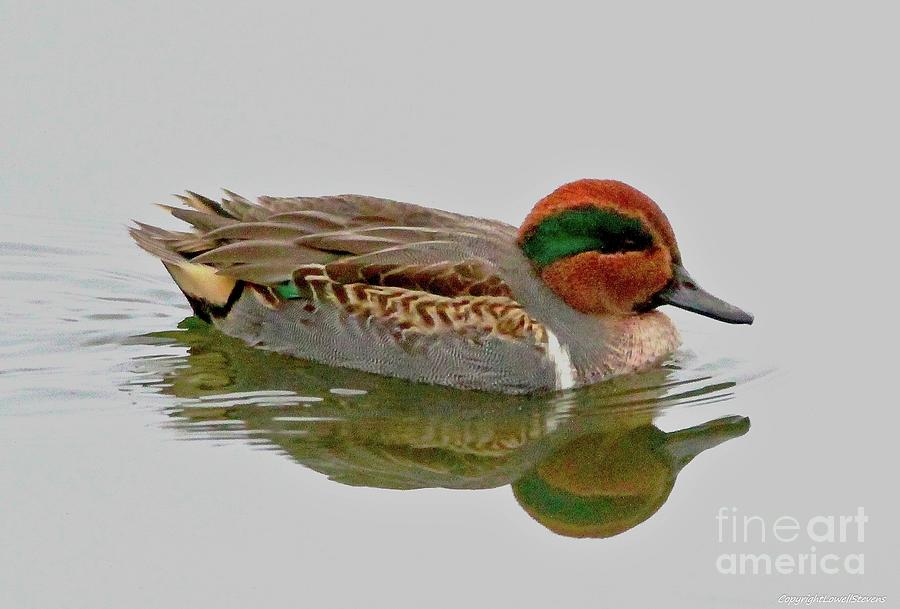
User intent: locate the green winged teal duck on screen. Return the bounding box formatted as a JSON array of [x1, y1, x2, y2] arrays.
[[131, 179, 752, 394]]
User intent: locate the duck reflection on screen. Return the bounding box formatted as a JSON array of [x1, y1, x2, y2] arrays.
[[129, 316, 750, 538]]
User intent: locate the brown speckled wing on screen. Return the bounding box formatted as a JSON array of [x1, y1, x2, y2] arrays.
[[289, 263, 545, 345]]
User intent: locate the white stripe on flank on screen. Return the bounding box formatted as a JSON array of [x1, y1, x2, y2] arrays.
[[545, 329, 576, 390]]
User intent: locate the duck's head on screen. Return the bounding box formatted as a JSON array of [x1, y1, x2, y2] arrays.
[[518, 179, 753, 324]]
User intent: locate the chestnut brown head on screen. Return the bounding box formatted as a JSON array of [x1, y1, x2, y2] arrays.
[[518, 179, 752, 323]]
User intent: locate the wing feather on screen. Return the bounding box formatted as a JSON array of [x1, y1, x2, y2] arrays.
[[133, 190, 519, 300]]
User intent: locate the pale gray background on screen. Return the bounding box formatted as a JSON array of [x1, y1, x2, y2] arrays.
[[2, 2, 898, 608]]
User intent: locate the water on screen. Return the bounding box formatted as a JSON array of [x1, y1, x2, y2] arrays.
[[0, 209, 752, 587], [5, 204, 894, 608]]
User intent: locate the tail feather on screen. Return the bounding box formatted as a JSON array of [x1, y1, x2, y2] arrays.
[[178, 191, 236, 218], [129, 222, 241, 322]]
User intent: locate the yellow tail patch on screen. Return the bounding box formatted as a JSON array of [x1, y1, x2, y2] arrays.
[[162, 261, 237, 307]]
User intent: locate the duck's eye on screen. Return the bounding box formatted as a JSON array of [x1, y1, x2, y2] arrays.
[[595, 221, 654, 254]]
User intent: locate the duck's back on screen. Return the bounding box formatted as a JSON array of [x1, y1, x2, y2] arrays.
[[131, 191, 559, 394]]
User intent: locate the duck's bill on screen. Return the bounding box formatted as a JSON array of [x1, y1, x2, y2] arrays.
[[657, 265, 754, 325]]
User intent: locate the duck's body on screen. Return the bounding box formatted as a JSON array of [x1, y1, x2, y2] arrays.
[[131, 179, 750, 394]]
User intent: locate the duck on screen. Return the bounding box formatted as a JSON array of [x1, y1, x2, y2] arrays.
[[130, 179, 752, 394]]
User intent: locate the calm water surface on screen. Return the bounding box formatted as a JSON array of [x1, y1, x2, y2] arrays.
[[0, 209, 893, 608]]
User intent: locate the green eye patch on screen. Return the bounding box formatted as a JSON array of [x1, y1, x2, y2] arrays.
[[521, 207, 654, 267]]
